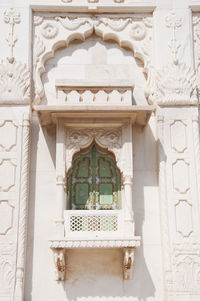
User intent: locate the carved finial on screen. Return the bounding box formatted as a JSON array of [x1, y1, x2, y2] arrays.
[[165, 11, 182, 65], [4, 8, 21, 60]]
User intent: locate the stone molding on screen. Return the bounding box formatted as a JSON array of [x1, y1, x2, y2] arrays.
[[49, 238, 141, 248], [33, 13, 153, 104]]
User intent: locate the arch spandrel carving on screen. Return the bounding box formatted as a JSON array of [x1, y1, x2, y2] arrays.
[[33, 13, 153, 104], [65, 127, 122, 174]]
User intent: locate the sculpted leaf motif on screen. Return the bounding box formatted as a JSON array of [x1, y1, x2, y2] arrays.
[[34, 15, 44, 26], [34, 35, 46, 65], [0, 58, 30, 103], [96, 17, 132, 31], [4, 8, 21, 25], [149, 63, 197, 105], [0, 256, 14, 292], [56, 17, 92, 30]]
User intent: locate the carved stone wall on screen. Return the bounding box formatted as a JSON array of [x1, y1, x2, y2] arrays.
[[0, 5, 31, 301], [0, 1, 200, 301]]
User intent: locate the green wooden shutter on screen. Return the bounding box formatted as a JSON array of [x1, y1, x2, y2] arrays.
[[67, 145, 121, 210]]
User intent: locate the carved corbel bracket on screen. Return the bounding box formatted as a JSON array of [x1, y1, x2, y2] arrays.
[[123, 247, 135, 280], [50, 240, 140, 281], [53, 248, 66, 281]]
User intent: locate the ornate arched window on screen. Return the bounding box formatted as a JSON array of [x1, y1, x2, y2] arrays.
[[67, 144, 121, 210]]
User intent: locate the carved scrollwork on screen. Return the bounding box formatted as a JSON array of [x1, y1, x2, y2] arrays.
[[96, 17, 132, 32], [56, 16, 92, 30], [34, 35, 46, 66], [65, 127, 122, 173], [34, 15, 44, 26]]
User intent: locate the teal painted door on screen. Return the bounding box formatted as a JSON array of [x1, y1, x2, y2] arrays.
[[67, 145, 121, 210]]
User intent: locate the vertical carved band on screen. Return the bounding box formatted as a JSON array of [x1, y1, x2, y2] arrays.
[[157, 115, 172, 299], [14, 114, 31, 301], [192, 116, 200, 206]]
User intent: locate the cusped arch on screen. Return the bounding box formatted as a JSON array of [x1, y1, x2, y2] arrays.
[[33, 14, 153, 104], [65, 127, 122, 176], [67, 142, 122, 210]]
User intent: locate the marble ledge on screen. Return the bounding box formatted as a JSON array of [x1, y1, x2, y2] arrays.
[[49, 237, 141, 249], [30, 2, 156, 13]]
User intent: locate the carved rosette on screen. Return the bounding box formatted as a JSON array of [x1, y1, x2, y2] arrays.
[[65, 127, 122, 173], [33, 13, 153, 104]]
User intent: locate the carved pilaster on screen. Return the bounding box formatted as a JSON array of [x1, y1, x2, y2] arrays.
[[157, 114, 172, 299], [14, 114, 31, 301], [192, 115, 200, 206]]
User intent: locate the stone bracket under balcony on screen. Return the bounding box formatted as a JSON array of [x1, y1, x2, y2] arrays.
[[49, 237, 141, 281]]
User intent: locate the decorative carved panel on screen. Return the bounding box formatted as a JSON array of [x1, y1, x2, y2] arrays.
[[173, 250, 200, 292], [170, 120, 187, 153], [175, 200, 193, 237], [150, 11, 197, 105], [0, 201, 13, 235], [66, 127, 122, 173], [0, 159, 16, 192], [0, 243, 15, 298], [0, 121, 17, 152], [172, 159, 190, 194], [0, 8, 30, 104], [33, 13, 153, 104]]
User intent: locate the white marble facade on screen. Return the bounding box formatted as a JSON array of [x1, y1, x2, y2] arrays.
[[0, 0, 200, 301]]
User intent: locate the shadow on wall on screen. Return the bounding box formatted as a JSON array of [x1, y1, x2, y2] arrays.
[[62, 122, 158, 301], [63, 247, 155, 301], [26, 88, 161, 301], [25, 115, 161, 301], [25, 110, 161, 300]]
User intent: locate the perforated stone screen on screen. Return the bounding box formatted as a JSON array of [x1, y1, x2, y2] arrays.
[[70, 214, 118, 232]]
